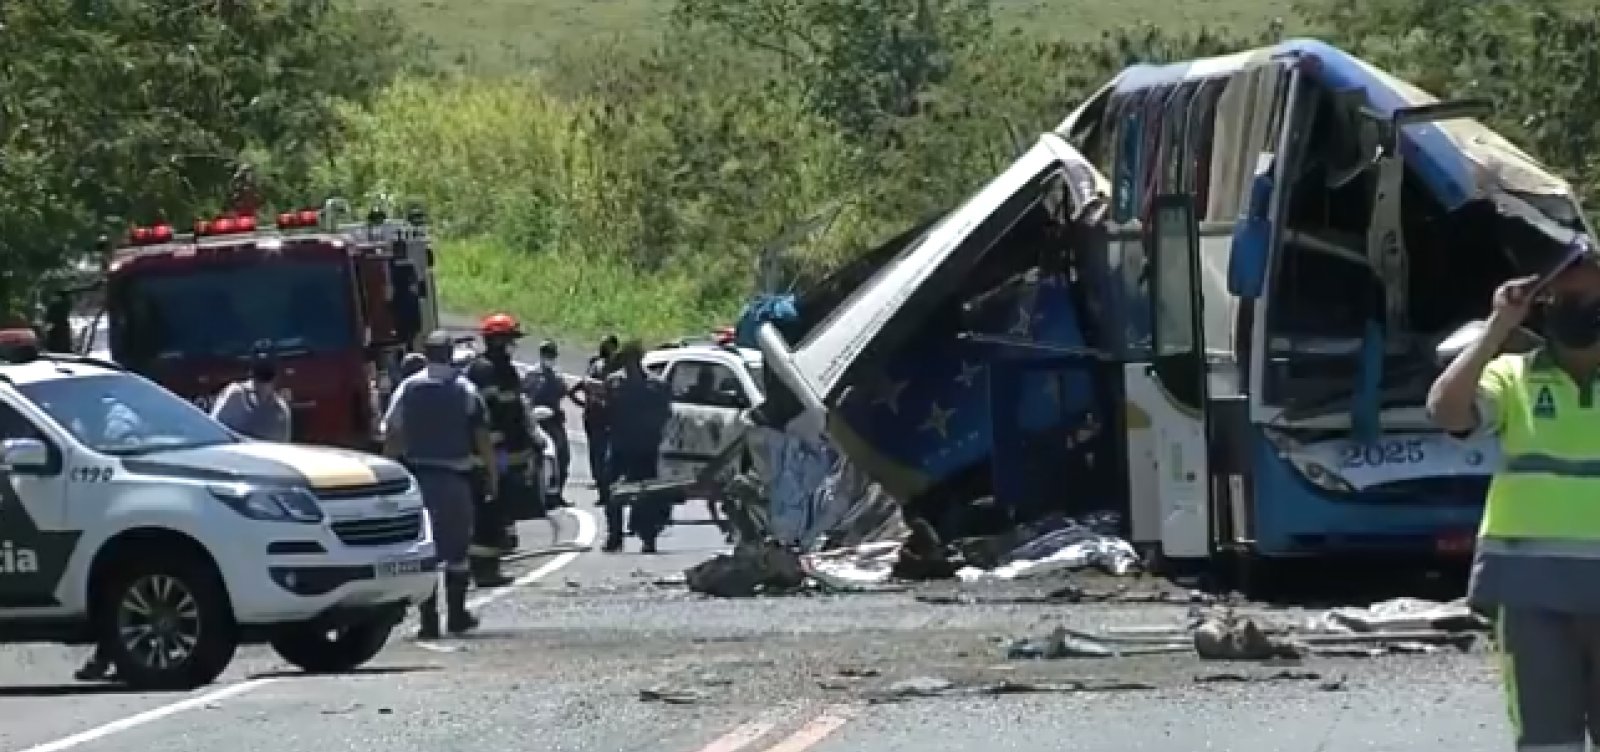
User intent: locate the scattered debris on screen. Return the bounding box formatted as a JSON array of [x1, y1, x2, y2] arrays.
[[639, 687, 701, 705], [1309, 597, 1489, 634], [882, 676, 955, 698], [836, 667, 881, 678], [866, 675, 1155, 704], [1007, 626, 1189, 659], [955, 516, 1140, 582], [802, 541, 903, 590], [1193, 615, 1306, 661], [684, 541, 806, 598], [1004, 603, 1482, 665], [1194, 669, 1323, 684]]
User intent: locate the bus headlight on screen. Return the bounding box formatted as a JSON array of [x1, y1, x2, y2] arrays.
[[1295, 459, 1356, 494]]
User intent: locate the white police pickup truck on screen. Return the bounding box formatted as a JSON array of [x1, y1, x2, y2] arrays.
[[0, 352, 436, 690]]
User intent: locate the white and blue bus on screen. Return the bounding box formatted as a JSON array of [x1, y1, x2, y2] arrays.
[[756, 39, 1589, 586]]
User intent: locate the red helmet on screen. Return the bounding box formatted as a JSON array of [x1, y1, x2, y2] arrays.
[[479, 313, 522, 338]]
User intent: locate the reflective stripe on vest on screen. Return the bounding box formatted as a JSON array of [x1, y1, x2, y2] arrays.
[[1481, 349, 1600, 548]]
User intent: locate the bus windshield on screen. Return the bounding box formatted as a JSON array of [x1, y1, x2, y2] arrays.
[[116, 259, 355, 360]]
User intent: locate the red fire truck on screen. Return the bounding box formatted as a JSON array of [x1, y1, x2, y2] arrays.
[[97, 199, 439, 449]]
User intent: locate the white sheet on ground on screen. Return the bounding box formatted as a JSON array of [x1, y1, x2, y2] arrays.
[[957, 532, 1139, 581]]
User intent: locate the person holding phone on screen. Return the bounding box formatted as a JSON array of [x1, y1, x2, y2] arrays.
[[1428, 245, 1600, 752]]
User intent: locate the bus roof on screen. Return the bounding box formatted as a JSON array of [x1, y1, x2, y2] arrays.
[[1062, 38, 1576, 221]]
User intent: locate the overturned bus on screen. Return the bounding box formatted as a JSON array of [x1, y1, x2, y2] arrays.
[[752, 39, 1588, 585]]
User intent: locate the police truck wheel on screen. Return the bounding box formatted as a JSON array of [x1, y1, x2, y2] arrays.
[[95, 550, 237, 691], [270, 619, 393, 674]]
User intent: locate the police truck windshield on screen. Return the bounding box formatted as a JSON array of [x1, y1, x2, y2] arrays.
[[119, 260, 356, 360], [19, 373, 237, 455]]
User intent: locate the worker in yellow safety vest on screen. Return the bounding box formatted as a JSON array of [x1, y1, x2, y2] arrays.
[[1428, 251, 1600, 752]]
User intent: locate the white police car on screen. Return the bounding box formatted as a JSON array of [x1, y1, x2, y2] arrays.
[[641, 343, 764, 485], [0, 351, 436, 690]]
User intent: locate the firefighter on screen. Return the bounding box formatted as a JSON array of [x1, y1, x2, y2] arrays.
[[210, 349, 292, 442], [1427, 253, 1600, 752], [381, 330, 494, 638], [463, 313, 540, 587], [522, 339, 577, 506], [601, 339, 673, 553], [577, 335, 618, 497]]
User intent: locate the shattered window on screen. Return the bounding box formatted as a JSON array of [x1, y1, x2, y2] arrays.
[[667, 360, 744, 409]]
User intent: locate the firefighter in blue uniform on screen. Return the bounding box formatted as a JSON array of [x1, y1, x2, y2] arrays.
[[382, 330, 496, 638], [601, 339, 673, 553], [463, 313, 540, 586]]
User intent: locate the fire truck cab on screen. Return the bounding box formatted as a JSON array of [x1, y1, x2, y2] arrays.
[[99, 200, 439, 450]]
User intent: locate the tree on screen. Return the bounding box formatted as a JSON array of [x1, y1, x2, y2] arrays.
[[0, 0, 415, 301], [673, 0, 992, 141], [1298, 0, 1600, 220]]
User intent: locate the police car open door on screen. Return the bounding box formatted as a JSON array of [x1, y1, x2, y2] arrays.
[[1125, 194, 1212, 561]]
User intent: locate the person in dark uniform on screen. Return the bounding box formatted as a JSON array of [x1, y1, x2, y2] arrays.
[[522, 339, 579, 506], [601, 339, 673, 553], [576, 335, 618, 496], [462, 313, 540, 587], [382, 330, 496, 638]]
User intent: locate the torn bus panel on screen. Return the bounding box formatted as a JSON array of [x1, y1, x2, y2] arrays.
[[757, 136, 1118, 533]]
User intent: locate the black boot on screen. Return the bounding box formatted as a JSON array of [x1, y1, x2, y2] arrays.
[[471, 556, 514, 588], [75, 653, 115, 682], [503, 525, 520, 552], [602, 534, 624, 553], [416, 592, 441, 640], [445, 571, 479, 635]]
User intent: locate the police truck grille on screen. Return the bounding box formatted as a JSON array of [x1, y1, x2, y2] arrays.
[[331, 512, 423, 546], [314, 478, 413, 501]]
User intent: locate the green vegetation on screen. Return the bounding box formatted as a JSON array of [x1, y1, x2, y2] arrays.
[[373, 0, 1294, 73], [9, 0, 1600, 339]]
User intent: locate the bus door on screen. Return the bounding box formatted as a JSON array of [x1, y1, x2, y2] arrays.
[[1124, 195, 1211, 561]]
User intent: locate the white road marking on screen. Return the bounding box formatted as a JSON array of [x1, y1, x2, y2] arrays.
[[760, 706, 859, 752], [12, 678, 279, 752], [10, 507, 598, 752], [469, 506, 597, 610], [692, 720, 777, 752]]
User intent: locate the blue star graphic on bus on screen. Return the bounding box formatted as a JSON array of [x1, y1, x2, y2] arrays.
[[873, 378, 908, 414], [954, 361, 984, 388], [834, 273, 1099, 485], [920, 402, 955, 439]]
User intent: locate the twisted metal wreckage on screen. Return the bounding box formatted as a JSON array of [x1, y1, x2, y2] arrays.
[[686, 39, 1592, 595]]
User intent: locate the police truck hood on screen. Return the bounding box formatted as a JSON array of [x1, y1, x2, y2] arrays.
[[120, 441, 412, 492]]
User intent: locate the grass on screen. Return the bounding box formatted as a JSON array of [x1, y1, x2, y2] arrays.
[[373, 0, 1289, 73], [435, 238, 720, 342], [357, 0, 1293, 333]]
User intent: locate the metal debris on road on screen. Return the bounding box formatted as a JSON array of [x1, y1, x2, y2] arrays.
[[866, 675, 1156, 704], [639, 687, 702, 704], [1004, 601, 1483, 664]]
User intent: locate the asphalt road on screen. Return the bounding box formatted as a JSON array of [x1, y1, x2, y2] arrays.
[[0, 442, 1518, 752], [0, 316, 1521, 752]]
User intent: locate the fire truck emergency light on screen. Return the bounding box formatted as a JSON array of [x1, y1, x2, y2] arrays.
[[127, 224, 175, 245], [195, 215, 257, 236], [275, 209, 321, 229]]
